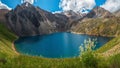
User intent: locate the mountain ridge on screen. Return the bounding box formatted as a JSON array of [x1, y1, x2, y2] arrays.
[[0, 3, 118, 37], [85, 6, 114, 18]]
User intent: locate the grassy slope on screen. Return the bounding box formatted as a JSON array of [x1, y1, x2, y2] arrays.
[[0, 23, 18, 58], [96, 36, 120, 53], [0, 21, 120, 68]]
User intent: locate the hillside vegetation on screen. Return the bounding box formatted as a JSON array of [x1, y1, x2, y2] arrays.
[[0, 23, 18, 58], [97, 36, 120, 53], [71, 17, 120, 37], [0, 22, 120, 68]]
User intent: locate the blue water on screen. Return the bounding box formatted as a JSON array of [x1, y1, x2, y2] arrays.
[[14, 32, 112, 58]]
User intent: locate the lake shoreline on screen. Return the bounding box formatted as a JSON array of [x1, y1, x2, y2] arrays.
[[12, 42, 19, 55], [71, 31, 116, 38]]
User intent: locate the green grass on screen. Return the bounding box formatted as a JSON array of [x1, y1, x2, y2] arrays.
[[108, 54, 120, 68], [0, 56, 83, 68], [0, 23, 18, 58]]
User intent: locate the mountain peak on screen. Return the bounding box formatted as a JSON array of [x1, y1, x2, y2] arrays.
[[92, 6, 110, 14], [85, 6, 114, 18], [21, 2, 33, 7], [14, 2, 33, 10], [13, 2, 36, 13], [6, 3, 69, 36], [93, 6, 105, 10]]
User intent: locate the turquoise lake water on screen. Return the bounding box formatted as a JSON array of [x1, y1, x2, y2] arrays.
[[14, 32, 112, 58]]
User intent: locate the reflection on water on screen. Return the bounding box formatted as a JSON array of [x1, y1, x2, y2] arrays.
[[15, 32, 112, 58]]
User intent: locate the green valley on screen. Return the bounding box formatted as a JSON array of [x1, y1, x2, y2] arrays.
[[0, 2, 120, 68], [0, 21, 120, 68]]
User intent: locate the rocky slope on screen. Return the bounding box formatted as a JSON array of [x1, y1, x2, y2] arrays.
[[70, 7, 115, 31], [71, 17, 120, 37], [5, 3, 69, 36], [61, 10, 84, 29]]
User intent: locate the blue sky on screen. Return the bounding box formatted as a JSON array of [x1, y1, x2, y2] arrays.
[[1, 0, 106, 12], [95, 0, 106, 6], [34, 0, 61, 12]]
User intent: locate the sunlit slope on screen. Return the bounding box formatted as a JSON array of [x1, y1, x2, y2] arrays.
[[0, 23, 18, 58], [97, 36, 120, 53], [96, 36, 120, 57], [72, 17, 120, 37]]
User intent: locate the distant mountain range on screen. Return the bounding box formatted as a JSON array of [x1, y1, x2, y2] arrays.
[[0, 2, 120, 37]]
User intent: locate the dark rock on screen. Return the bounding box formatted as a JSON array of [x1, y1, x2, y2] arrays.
[[6, 3, 68, 36]]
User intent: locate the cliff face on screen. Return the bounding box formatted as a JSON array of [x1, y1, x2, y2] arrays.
[[5, 3, 69, 36]]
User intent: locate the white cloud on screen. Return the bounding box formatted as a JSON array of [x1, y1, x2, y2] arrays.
[[101, 0, 120, 12], [21, 0, 34, 4], [0, 1, 11, 10], [59, 0, 96, 13]]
